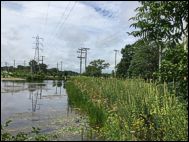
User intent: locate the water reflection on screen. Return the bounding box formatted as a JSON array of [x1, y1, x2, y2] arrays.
[[1, 80, 66, 114], [2, 80, 26, 94], [53, 80, 64, 95], [1, 80, 100, 140], [28, 84, 43, 112]]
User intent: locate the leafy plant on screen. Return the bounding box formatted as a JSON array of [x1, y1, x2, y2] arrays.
[[1, 120, 49, 141]]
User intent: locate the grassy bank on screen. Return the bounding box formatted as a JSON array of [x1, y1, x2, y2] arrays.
[[1, 77, 26, 81], [66, 76, 188, 141]]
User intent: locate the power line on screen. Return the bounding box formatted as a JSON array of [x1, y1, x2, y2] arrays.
[[97, 25, 128, 47], [55, 1, 77, 37], [47, 1, 78, 57], [43, 1, 51, 35], [49, 1, 71, 40], [47, 1, 72, 45]]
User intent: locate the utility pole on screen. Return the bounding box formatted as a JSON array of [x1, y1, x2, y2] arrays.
[[61, 61, 63, 72], [5, 62, 8, 72], [14, 60, 15, 72], [24, 60, 26, 67], [30, 60, 33, 74], [41, 56, 45, 65], [39, 56, 45, 72], [24, 60, 26, 72], [57, 62, 59, 74], [114, 50, 119, 77], [32, 35, 44, 72], [82, 48, 90, 72], [77, 48, 85, 74]]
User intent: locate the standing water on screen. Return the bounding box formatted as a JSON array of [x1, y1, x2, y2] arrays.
[[1, 80, 99, 141]]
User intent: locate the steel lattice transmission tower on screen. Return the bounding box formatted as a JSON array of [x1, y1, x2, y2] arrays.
[[32, 35, 44, 71]]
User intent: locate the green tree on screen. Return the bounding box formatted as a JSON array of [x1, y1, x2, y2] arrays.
[[159, 44, 188, 101], [85, 59, 110, 77], [47, 68, 58, 78], [39, 63, 47, 73], [116, 44, 134, 78], [129, 1, 188, 79], [17, 65, 25, 70], [128, 41, 159, 79], [29, 60, 38, 73], [129, 1, 188, 45]]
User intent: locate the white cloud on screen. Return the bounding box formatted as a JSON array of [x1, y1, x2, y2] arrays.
[[1, 1, 140, 73]]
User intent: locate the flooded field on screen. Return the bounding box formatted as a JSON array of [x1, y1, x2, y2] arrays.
[[1, 80, 99, 141]]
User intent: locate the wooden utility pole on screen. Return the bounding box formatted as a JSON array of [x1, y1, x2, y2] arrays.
[[83, 48, 90, 72], [77, 48, 85, 74], [30, 60, 33, 74], [114, 50, 119, 77], [5, 62, 8, 72], [14, 60, 15, 72], [61, 61, 63, 71], [24, 60, 26, 67], [57, 62, 59, 74]]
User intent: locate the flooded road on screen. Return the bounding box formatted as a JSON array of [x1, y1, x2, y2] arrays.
[[1, 80, 98, 141]]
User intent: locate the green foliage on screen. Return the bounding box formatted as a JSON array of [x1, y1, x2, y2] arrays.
[[1, 120, 49, 141], [31, 127, 41, 134], [26, 72, 45, 82], [1, 132, 13, 141], [116, 44, 134, 78], [128, 41, 159, 79], [5, 120, 12, 127], [158, 44, 188, 101], [57, 80, 63, 87], [35, 135, 48, 141], [13, 132, 28, 141], [129, 1, 188, 45], [85, 65, 101, 77], [39, 63, 47, 73], [29, 60, 38, 73], [116, 40, 159, 79], [85, 59, 110, 77], [66, 76, 188, 141], [66, 80, 106, 128]]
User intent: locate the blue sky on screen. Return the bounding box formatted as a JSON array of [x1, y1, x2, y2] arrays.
[[1, 1, 140, 73]]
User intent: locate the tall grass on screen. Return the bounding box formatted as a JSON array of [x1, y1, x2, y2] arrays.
[[66, 76, 188, 141]]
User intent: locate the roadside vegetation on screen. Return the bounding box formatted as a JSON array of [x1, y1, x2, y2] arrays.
[[66, 76, 188, 141]]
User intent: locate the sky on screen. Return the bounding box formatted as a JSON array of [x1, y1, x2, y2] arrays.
[[1, 1, 140, 73]]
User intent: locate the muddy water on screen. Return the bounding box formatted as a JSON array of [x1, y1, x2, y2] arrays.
[[1, 80, 99, 141]]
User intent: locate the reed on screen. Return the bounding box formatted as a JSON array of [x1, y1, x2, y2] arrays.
[[66, 76, 188, 141]]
